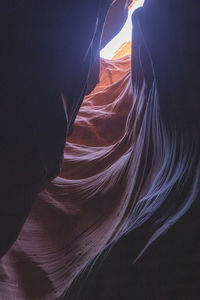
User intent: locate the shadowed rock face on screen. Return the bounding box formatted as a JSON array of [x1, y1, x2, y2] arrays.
[[64, 1, 200, 299], [133, 0, 200, 131], [0, 54, 133, 300], [1, 1, 200, 300], [100, 0, 133, 49], [0, 0, 113, 258]]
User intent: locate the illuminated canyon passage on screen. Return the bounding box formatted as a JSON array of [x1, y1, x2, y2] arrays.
[[0, 1, 200, 299]]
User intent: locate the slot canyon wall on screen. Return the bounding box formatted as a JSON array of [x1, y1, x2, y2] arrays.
[[0, 1, 200, 299]]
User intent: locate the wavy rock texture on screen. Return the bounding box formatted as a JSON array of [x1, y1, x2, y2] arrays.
[[1, 1, 200, 300], [0, 56, 134, 300]]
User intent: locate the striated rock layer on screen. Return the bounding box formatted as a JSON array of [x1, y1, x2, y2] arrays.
[[0, 1, 200, 300], [0, 56, 133, 299]]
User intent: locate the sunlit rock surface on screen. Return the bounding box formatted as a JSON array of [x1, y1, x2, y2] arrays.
[[112, 41, 132, 59]]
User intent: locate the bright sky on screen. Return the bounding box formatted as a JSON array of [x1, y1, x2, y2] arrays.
[[100, 0, 145, 59]]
